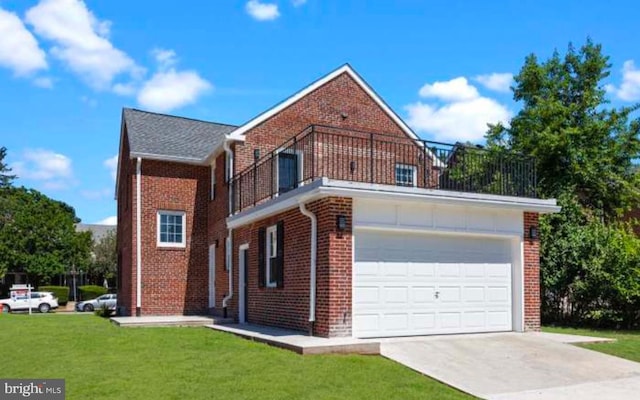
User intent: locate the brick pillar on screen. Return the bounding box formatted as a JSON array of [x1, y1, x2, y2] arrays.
[[523, 212, 541, 331]]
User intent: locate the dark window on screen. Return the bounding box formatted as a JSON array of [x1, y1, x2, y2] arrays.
[[158, 211, 185, 246], [278, 152, 299, 194]]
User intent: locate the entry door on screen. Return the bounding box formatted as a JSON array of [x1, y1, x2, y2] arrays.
[[239, 246, 249, 323], [353, 230, 512, 338]]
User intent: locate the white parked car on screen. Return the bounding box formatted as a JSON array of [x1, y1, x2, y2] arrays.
[[75, 294, 117, 312], [0, 292, 59, 313]]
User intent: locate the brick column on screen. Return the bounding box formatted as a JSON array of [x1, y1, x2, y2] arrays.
[[523, 212, 541, 331]]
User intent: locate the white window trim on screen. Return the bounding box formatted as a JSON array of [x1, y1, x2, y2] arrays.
[[395, 163, 417, 187], [266, 224, 278, 288], [210, 163, 216, 200], [274, 148, 304, 197], [208, 245, 216, 308], [157, 210, 186, 248]]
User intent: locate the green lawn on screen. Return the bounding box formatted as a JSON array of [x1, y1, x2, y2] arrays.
[[544, 326, 640, 363], [0, 314, 472, 400]]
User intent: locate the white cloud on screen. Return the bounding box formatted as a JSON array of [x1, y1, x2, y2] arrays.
[[152, 48, 177, 70], [246, 0, 280, 21], [0, 7, 47, 76], [96, 216, 117, 225], [80, 188, 112, 200], [292, 0, 307, 6], [406, 77, 511, 143], [607, 60, 640, 102], [104, 154, 118, 181], [25, 0, 141, 90], [33, 76, 54, 88], [418, 77, 479, 102], [474, 72, 513, 93], [137, 69, 212, 112], [11, 148, 74, 189]]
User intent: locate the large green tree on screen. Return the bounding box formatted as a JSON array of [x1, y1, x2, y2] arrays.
[[486, 40, 640, 327], [88, 229, 117, 286], [0, 187, 92, 285], [0, 146, 16, 188], [487, 40, 640, 219]]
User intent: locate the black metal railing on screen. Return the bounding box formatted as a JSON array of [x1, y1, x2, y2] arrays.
[[230, 125, 537, 213]]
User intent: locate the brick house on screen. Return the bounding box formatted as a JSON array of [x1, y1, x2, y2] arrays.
[[116, 65, 559, 338]]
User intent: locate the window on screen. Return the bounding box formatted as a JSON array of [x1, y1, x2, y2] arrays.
[[258, 221, 284, 289], [266, 225, 277, 287], [395, 163, 417, 187], [210, 164, 216, 200], [275, 149, 303, 195], [157, 211, 186, 247]]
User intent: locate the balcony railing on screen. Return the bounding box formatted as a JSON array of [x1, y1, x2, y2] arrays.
[[230, 125, 537, 214]]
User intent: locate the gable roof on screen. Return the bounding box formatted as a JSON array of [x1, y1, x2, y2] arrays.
[[123, 108, 237, 163], [76, 223, 115, 242], [225, 64, 421, 142]]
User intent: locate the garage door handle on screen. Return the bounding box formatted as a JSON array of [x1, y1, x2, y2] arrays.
[[434, 291, 440, 299]]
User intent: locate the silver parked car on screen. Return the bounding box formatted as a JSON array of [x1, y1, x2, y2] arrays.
[[76, 294, 117, 312]]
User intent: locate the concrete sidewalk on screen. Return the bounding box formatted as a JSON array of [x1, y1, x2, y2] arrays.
[[381, 332, 640, 400]]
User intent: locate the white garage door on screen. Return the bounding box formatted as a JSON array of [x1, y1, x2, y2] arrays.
[[353, 230, 513, 338]]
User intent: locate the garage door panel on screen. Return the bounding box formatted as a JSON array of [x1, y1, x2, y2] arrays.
[[353, 230, 513, 338], [412, 286, 436, 303], [464, 286, 485, 302], [384, 287, 408, 303], [353, 286, 379, 304], [412, 313, 436, 329], [383, 262, 408, 276], [411, 263, 435, 277]]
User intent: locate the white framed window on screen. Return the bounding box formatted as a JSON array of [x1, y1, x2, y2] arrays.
[[395, 163, 417, 187], [266, 225, 278, 287], [157, 210, 186, 247], [210, 164, 216, 200]]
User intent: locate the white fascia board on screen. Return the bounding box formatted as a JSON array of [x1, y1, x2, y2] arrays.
[[226, 178, 560, 229], [129, 152, 207, 165]]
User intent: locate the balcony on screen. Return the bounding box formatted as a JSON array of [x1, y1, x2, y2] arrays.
[[230, 125, 537, 214]]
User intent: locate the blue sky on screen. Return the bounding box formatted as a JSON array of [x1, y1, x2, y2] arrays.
[[1, 0, 638, 225]]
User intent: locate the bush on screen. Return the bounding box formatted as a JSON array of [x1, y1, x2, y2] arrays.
[[38, 286, 70, 306], [94, 304, 113, 318], [78, 285, 107, 301]]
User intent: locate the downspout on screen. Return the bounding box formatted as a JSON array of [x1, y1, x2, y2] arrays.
[[299, 201, 317, 336], [135, 157, 142, 317], [222, 140, 234, 317]]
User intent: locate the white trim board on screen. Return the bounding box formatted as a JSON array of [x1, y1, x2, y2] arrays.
[[226, 178, 559, 229]]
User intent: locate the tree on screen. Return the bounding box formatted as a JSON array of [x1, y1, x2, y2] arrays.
[[485, 40, 640, 328], [487, 39, 640, 219], [0, 147, 16, 188], [89, 229, 117, 286], [0, 187, 92, 286]]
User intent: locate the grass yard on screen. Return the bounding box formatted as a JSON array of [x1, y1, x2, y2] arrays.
[[544, 326, 640, 363], [0, 314, 472, 400]]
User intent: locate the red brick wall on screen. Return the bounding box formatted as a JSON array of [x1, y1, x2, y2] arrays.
[[117, 155, 211, 316], [116, 128, 134, 315], [523, 211, 541, 331], [229, 197, 353, 337], [233, 72, 411, 175], [208, 153, 230, 313]]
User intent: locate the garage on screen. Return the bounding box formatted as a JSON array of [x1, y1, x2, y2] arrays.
[[353, 230, 514, 338]]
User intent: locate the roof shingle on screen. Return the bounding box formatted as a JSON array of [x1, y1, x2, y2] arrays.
[[123, 108, 237, 162]]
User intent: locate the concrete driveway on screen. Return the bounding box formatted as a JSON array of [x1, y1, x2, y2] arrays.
[[381, 332, 640, 400]]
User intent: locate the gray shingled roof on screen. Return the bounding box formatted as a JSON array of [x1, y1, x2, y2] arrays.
[[123, 108, 237, 162], [76, 224, 115, 243]]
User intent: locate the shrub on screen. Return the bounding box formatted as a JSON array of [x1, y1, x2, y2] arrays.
[[79, 285, 107, 301], [38, 286, 70, 306], [94, 304, 113, 318]]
